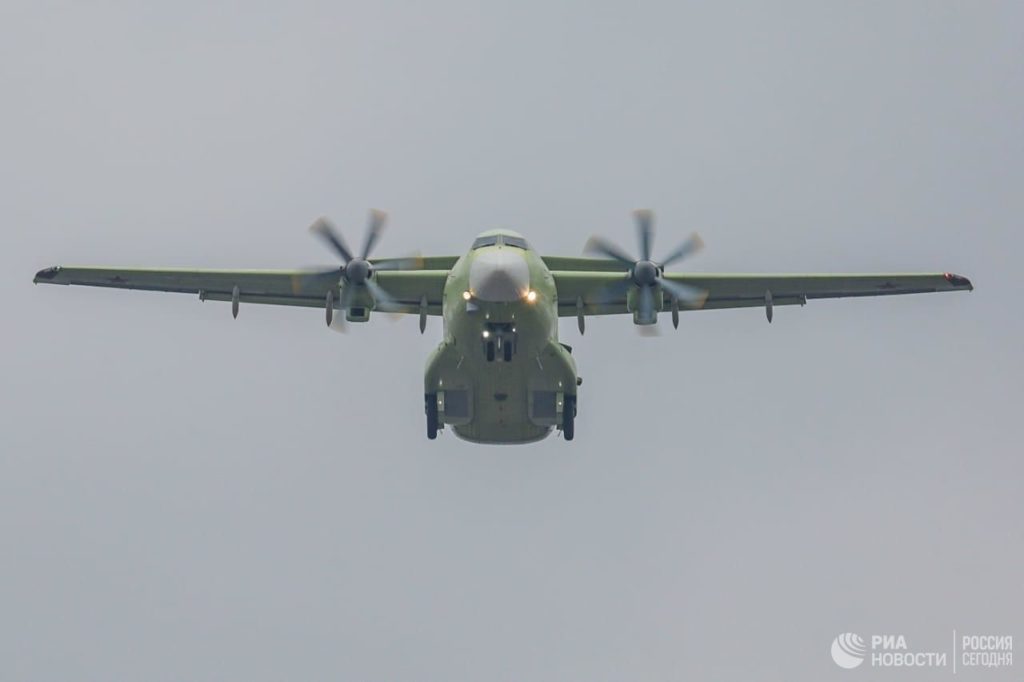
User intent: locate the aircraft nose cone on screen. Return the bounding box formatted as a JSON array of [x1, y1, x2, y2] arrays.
[[469, 248, 530, 302]]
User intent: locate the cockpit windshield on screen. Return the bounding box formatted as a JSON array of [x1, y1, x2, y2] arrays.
[[503, 236, 529, 249], [471, 236, 500, 249], [471, 235, 530, 250]]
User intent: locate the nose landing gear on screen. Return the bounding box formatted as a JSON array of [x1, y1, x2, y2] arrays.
[[482, 323, 516, 362]]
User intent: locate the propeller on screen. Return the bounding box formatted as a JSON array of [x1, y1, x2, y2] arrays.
[[585, 210, 707, 328], [307, 210, 407, 328]]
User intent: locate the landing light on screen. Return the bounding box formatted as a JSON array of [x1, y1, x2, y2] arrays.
[[482, 330, 490, 338], [462, 290, 472, 301], [525, 290, 537, 303]]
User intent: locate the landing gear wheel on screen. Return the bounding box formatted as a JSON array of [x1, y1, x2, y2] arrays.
[[425, 392, 439, 440], [486, 342, 495, 362], [503, 342, 513, 362], [562, 394, 576, 441]]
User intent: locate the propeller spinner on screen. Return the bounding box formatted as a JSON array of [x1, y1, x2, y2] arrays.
[[585, 210, 708, 329]]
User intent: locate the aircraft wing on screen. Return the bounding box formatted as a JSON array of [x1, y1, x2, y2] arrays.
[[553, 271, 973, 316], [33, 265, 450, 315]]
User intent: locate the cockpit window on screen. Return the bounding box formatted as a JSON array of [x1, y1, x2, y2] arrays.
[[503, 236, 529, 250], [471, 235, 530, 250], [471, 236, 500, 249]]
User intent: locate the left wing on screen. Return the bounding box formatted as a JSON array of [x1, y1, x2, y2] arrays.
[[33, 265, 450, 315], [553, 271, 973, 316]]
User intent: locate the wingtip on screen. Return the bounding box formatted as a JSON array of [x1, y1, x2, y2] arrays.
[[944, 272, 973, 291], [34, 266, 61, 284]]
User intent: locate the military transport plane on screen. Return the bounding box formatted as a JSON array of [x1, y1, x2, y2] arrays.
[[34, 210, 973, 444]]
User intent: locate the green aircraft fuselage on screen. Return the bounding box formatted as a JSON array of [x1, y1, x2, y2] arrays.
[[426, 229, 577, 444]]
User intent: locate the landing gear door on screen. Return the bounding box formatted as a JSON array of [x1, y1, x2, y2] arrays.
[[528, 389, 563, 427], [438, 387, 473, 426]]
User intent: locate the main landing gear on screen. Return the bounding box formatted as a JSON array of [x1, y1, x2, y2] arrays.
[[425, 392, 439, 440], [562, 394, 577, 441]]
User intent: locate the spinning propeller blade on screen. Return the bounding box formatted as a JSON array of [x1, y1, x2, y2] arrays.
[[584, 236, 636, 266], [634, 209, 654, 261], [309, 217, 354, 263]]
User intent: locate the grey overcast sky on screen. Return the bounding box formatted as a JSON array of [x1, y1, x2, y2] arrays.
[[1, 2, 1021, 680]]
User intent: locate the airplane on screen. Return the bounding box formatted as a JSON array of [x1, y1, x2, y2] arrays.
[[33, 210, 973, 444]]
